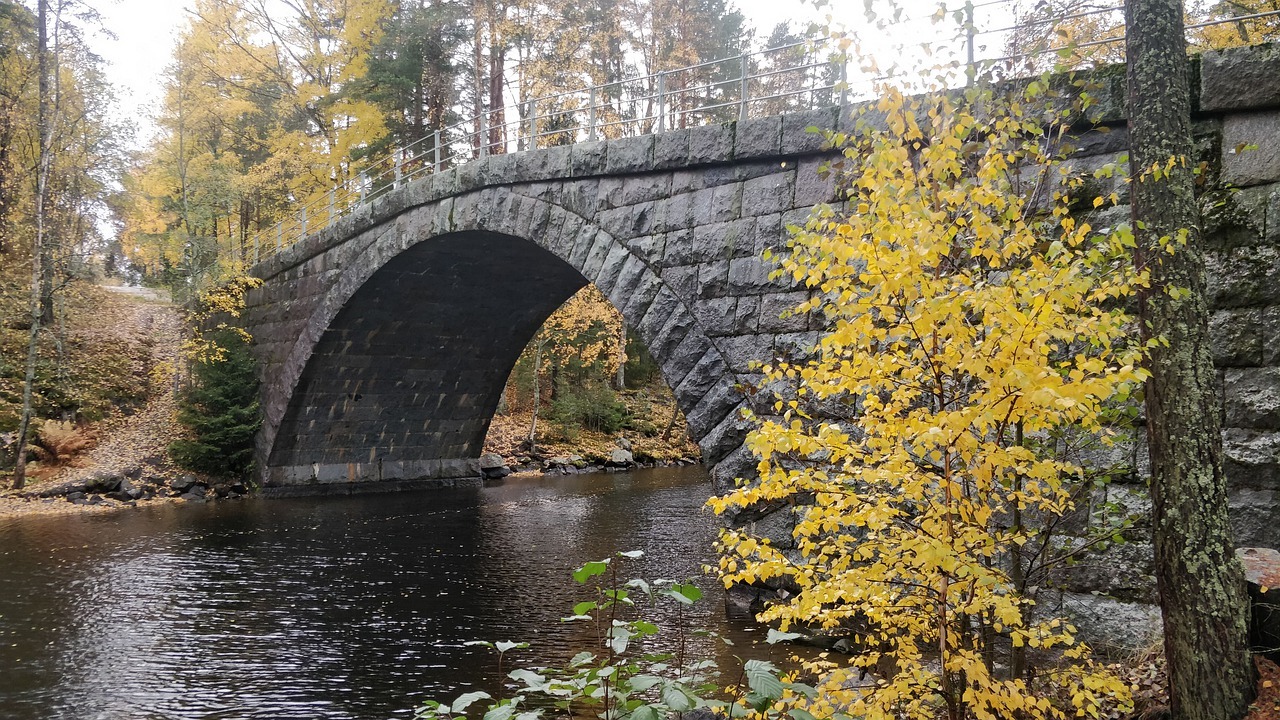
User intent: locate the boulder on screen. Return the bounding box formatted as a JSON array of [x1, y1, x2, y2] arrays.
[[84, 471, 122, 494], [170, 475, 198, 494], [607, 448, 635, 467], [616, 437, 633, 451], [1238, 547, 1280, 662], [479, 452, 511, 479]]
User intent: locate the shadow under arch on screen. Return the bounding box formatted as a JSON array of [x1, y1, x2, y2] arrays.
[[259, 219, 742, 490]]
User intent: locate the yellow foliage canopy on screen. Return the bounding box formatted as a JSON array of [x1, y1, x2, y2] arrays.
[[710, 75, 1147, 720]]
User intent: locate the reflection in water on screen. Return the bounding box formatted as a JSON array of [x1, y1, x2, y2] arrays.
[[0, 467, 776, 720]]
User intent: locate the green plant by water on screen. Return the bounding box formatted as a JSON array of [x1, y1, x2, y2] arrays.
[[414, 551, 811, 720]]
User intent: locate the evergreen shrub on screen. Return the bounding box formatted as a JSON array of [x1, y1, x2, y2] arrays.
[[169, 328, 260, 478]]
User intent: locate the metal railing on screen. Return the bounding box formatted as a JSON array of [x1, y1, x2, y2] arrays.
[[247, 0, 1280, 266]]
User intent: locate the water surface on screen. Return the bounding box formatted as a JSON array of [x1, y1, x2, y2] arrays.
[[0, 466, 773, 720]]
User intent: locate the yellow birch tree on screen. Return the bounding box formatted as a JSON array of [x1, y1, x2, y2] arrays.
[[709, 75, 1145, 720]]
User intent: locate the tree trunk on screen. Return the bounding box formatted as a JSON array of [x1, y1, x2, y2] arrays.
[[1125, 0, 1256, 716], [13, 0, 52, 489], [527, 338, 542, 451]]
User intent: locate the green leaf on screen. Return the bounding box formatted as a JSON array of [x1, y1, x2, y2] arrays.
[[765, 629, 803, 644], [789, 709, 819, 720], [450, 691, 492, 714], [629, 705, 660, 720], [629, 675, 663, 692], [573, 601, 598, 616], [744, 659, 784, 701], [573, 560, 610, 584], [632, 620, 659, 636], [661, 685, 693, 712], [495, 641, 528, 654], [509, 669, 547, 688], [482, 703, 516, 720]]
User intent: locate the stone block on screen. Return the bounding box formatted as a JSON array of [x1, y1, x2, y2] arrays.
[[780, 106, 838, 155], [758, 291, 810, 333], [1210, 308, 1263, 367], [1223, 428, 1280, 489], [660, 263, 700, 300], [1224, 367, 1280, 430], [793, 157, 838, 206], [676, 351, 729, 416], [1066, 125, 1129, 157], [597, 177, 626, 210], [742, 172, 795, 217], [698, 260, 731, 298], [1266, 305, 1280, 366], [1202, 184, 1271, 250], [593, 243, 633, 295], [580, 233, 617, 283], [697, 405, 751, 465], [487, 153, 519, 185], [661, 328, 713, 391], [717, 334, 773, 373], [635, 287, 683, 346], [1201, 43, 1280, 112], [683, 374, 741, 439], [1232, 487, 1280, 549], [1206, 245, 1280, 309], [623, 232, 666, 265], [737, 116, 783, 159], [727, 257, 776, 295], [620, 271, 664, 323], [655, 130, 692, 170], [622, 175, 672, 206], [560, 179, 599, 217], [689, 122, 735, 165], [531, 145, 571, 180], [606, 135, 655, 174], [571, 140, 608, 176], [710, 444, 757, 494], [692, 218, 755, 260], [693, 296, 739, 336], [1222, 110, 1280, 187], [710, 182, 743, 222], [659, 191, 694, 234]]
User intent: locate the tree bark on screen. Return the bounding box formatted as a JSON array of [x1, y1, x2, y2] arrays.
[[13, 0, 52, 489], [1125, 0, 1256, 716]]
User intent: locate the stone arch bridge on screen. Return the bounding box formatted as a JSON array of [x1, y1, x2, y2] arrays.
[[244, 45, 1280, 530]]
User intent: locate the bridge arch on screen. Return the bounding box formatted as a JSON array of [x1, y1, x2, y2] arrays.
[[256, 190, 752, 489]]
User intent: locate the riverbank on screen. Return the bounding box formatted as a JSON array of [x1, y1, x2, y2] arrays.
[[0, 284, 195, 519]]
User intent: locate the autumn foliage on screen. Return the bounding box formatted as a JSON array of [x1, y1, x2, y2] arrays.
[[709, 75, 1148, 718]]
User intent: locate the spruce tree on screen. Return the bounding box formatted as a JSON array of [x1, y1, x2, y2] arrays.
[[170, 329, 261, 478]]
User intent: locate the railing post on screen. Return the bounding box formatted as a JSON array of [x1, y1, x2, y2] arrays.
[[394, 147, 403, 188], [275, 222, 282, 250], [838, 55, 849, 115], [965, 2, 976, 85], [253, 231, 260, 264], [739, 53, 749, 122], [359, 172, 367, 203], [300, 206, 307, 236], [433, 130, 442, 172], [328, 187, 336, 223], [529, 98, 538, 150], [479, 110, 489, 157], [588, 85, 597, 141], [657, 71, 666, 133]]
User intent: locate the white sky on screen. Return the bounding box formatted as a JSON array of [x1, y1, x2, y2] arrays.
[[86, 0, 851, 145], [86, 0, 996, 148]]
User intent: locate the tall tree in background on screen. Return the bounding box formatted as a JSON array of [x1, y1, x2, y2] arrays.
[[1124, 0, 1255, 715], [12, 0, 51, 489]]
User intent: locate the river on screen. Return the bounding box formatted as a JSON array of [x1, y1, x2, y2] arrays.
[[0, 466, 777, 720]]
